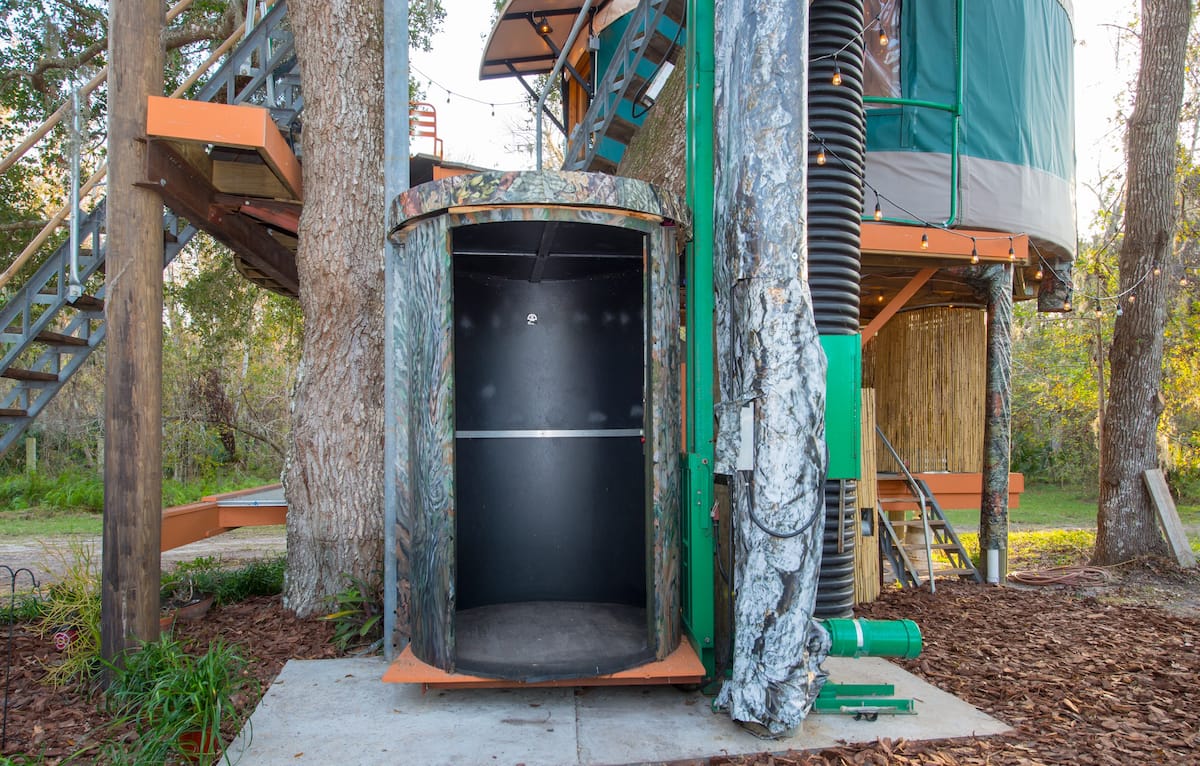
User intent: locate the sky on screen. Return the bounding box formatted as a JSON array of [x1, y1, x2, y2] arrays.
[[413, 0, 1143, 237]]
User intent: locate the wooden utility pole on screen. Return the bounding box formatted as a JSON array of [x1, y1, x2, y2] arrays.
[[101, 0, 164, 665]]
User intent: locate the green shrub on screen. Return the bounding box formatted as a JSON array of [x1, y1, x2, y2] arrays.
[[321, 575, 382, 652], [107, 636, 257, 764], [37, 541, 102, 686]]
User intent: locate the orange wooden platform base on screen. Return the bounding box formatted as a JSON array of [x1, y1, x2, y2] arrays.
[[382, 640, 707, 689]]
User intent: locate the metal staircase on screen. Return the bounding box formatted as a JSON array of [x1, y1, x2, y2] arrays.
[[561, 0, 686, 174], [874, 427, 982, 589], [0, 0, 302, 456]]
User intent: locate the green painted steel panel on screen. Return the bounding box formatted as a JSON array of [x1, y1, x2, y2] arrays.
[[821, 335, 861, 480]]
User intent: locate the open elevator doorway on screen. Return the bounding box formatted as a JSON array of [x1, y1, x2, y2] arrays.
[[450, 219, 654, 681]]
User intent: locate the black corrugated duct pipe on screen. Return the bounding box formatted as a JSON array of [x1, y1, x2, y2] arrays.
[[807, 0, 864, 334], [808, 0, 865, 619]]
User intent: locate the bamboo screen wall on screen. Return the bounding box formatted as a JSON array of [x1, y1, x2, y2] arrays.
[[855, 388, 881, 604], [863, 307, 987, 473]]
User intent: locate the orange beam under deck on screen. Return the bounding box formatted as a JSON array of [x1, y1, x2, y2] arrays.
[[861, 223, 1029, 263], [160, 484, 287, 552], [877, 472, 1025, 512]]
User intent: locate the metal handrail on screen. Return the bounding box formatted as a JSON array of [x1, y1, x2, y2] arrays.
[[875, 425, 935, 593]]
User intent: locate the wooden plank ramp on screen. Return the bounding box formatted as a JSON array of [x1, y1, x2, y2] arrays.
[[1143, 468, 1197, 568]]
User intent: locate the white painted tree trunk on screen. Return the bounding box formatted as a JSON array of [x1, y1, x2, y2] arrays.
[[711, 0, 830, 738], [283, 0, 386, 616]]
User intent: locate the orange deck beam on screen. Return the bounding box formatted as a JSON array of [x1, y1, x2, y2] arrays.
[[877, 472, 1025, 512], [146, 95, 303, 199], [861, 223, 1028, 263], [160, 484, 287, 552], [384, 641, 707, 689], [861, 266, 936, 346]]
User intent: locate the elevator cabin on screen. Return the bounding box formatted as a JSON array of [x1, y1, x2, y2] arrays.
[[389, 173, 687, 681]]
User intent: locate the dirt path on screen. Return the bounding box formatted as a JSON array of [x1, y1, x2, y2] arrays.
[[0, 526, 287, 588]]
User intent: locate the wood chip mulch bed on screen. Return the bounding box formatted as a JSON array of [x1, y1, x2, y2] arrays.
[[716, 566, 1200, 766], [1, 595, 337, 762], [2, 564, 1198, 764]]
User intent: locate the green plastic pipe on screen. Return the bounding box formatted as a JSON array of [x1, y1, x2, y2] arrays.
[[823, 618, 923, 659]]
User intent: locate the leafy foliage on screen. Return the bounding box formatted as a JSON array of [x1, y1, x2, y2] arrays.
[[35, 540, 101, 686], [160, 555, 286, 607], [105, 636, 257, 765], [320, 575, 382, 652]]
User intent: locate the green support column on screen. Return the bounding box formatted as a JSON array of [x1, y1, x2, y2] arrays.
[[682, 0, 716, 676]]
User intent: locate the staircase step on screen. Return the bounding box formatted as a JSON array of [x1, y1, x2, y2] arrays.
[[0, 408, 29, 418], [2, 368, 57, 383], [34, 330, 88, 347], [931, 567, 978, 577], [68, 294, 105, 312]]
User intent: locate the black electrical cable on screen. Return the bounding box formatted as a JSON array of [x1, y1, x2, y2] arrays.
[[630, 20, 685, 120]]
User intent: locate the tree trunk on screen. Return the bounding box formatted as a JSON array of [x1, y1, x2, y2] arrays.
[[283, 0, 386, 615], [710, 0, 829, 737], [1095, 0, 1192, 565]]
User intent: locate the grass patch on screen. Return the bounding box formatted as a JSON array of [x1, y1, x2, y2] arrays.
[[0, 508, 101, 537], [957, 528, 1098, 570]]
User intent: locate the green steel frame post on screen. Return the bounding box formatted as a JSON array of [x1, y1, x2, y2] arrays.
[[683, 0, 716, 676]]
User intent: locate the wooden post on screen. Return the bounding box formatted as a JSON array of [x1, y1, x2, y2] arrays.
[[975, 263, 1013, 583], [24, 437, 36, 474], [101, 0, 164, 666]]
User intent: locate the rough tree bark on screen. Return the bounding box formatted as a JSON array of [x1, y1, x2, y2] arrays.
[[710, 0, 829, 737], [283, 0, 386, 615], [1095, 0, 1192, 565]]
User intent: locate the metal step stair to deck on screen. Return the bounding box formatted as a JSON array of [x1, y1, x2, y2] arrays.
[[0, 0, 302, 455], [874, 428, 982, 590], [562, 0, 686, 173]]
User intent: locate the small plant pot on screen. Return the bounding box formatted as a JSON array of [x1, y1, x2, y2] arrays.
[[167, 594, 214, 623], [179, 728, 219, 760], [160, 613, 177, 632]]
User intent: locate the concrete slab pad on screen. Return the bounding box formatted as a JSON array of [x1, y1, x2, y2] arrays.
[[229, 656, 1010, 765]]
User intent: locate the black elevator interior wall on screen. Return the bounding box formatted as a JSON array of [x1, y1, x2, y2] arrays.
[[453, 231, 646, 612], [455, 437, 646, 610], [453, 269, 644, 431]]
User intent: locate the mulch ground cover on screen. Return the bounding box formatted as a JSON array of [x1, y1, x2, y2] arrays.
[[3, 564, 1198, 764], [1, 596, 336, 762]]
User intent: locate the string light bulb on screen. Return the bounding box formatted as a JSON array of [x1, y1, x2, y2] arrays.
[[1181, 275, 1190, 287], [816, 148, 826, 165], [879, 29, 889, 46], [1153, 266, 1161, 276], [1035, 267, 1044, 280], [491, 103, 495, 117], [970, 239, 979, 264], [1116, 306, 1123, 316], [536, 16, 553, 35], [920, 231, 929, 250], [873, 201, 882, 221], [832, 62, 843, 86], [1094, 304, 1103, 318], [1008, 237, 1016, 261], [877, 293, 885, 303], [1128, 293, 1136, 304], [1063, 300, 1072, 312]]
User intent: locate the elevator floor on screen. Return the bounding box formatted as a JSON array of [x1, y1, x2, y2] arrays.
[[453, 601, 656, 681]]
